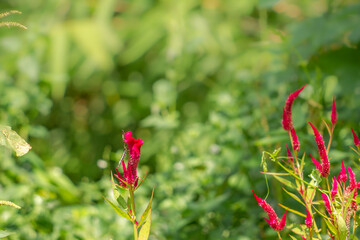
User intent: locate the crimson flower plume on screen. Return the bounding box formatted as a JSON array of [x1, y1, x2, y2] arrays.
[[351, 128, 360, 146], [282, 85, 306, 131], [331, 96, 337, 126], [309, 122, 329, 177], [252, 190, 287, 231]]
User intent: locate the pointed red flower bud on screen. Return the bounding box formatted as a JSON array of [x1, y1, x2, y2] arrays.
[[309, 122, 329, 177], [321, 193, 332, 215], [305, 209, 313, 228], [278, 210, 287, 231], [282, 85, 306, 131], [290, 128, 300, 152], [337, 159, 347, 183], [310, 154, 322, 174], [331, 96, 337, 126], [351, 128, 360, 146], [285, 144, 293, 163], [348, 167, 357, 191], [252, 190, 286, 231], [301, 236, 307, 240], [330, 177, 338, 201]]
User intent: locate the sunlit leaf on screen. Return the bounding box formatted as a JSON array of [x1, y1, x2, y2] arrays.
[[0, 230, 13, 238], [0, 126, 31, 156], [273, 175, 296, 189], [282, 188, 305, 206], [103, 197, 131, 221], [278, 203, 306, 217], [138, 209, 151, 240], [139, 187, 155, 227]]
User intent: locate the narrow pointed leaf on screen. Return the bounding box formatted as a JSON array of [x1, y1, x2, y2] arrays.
[[344, 189, 355, 210], [324, 218, 337, 235], [278, 203, 306, 217], [103, 197, 131, 221], [138, 209, 151, 240], [139, 187, 155, 226], [111, 174, 128, 209], [273, 175, 296, 189], [282, 188, 305, 206]]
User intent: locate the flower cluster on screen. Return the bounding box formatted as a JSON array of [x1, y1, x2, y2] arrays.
[[254, 85, 360, 239]]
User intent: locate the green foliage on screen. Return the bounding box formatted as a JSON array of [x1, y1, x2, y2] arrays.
[[0, 0, 359, 239]]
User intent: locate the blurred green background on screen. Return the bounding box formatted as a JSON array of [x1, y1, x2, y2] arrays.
[[0, 0, 360, 239]]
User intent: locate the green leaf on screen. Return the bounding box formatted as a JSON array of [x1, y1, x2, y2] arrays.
[[309, 169, 322, 187], [278, 203, 306, 217], [282, 188, 305, 207], [0, 126, 31, 156], [336, 214, 347, 240], [273, 175, 296, 189], [111, 174, 128, 209], [344, 189, 355, 211], [103, 197, 131, 221], [138, 209, 151, 240], [139, 187, 155, 227], [0, 230, 13, 238], [324, 218, 337, 235]]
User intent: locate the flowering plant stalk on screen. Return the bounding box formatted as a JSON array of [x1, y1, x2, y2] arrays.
[[254, 85, 360, 239], [104, 131, 154, 240]]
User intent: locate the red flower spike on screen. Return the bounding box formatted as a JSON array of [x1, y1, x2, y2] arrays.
[[310, 154, 322, 174], [301, 236, 307, 240], [282, 85, 306, 131], [285, 144, 293, 163], [330, 177, 338, 201], [348, 167, 357, 191], [351, 128, 360, 146], [337, 159, 347, 183], [290, 128, 300, 152], [116, 131, 144, 188], [305, 209, 313, 228], [321, 193, 332, 215], [252, 190, 286, 231], [331, 96, 337, 126], [278, 210, 287, 231], [347, 166, 358, 210], [309, 122, 329, 177]]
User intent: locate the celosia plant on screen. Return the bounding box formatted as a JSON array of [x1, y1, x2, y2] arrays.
[[104, 131, 154, 240], [254, 85, 360, 239]]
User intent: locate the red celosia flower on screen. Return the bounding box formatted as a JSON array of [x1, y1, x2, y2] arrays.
[[348, 167, 357, 191], [115, 131, 143, 188], [310, 154, 322, 174], [309, 122, 329, 177], [331, 96, 337, 126], [351, 128, 360, 146], [305, 209, 313, 228], [301, 236, 307, 240], [330, 177, 338, 201], [321, 193, 332, 215], [337, 159, 347, 183], [290, 128, 300, 152], [285, 144, 293, 163], [252, 190, 287, 231], [347, 166, 358, 210], [282, 85, 306, 131]]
